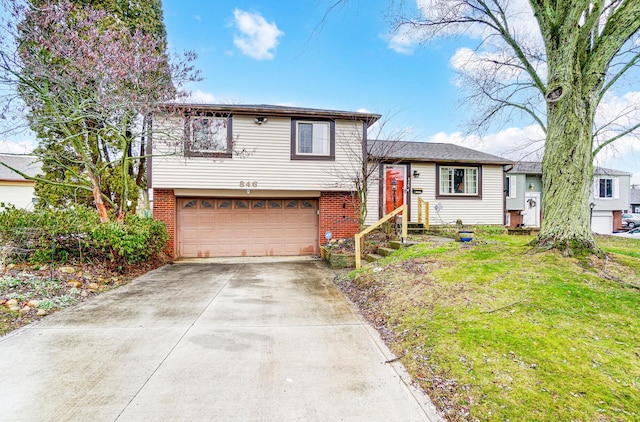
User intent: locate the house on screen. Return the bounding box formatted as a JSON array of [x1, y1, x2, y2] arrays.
[[365, 140, 513, 227], [505, 162, 632, 234], [0, 154, 41, 209], [150, 104, 380, 258], [630, 186, 640, 213]]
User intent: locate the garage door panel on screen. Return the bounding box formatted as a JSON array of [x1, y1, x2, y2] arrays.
[[177, 197, 319, 258]]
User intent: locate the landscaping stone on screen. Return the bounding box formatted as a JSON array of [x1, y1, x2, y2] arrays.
[[9, 306, 21, 312], [19, 306, 30, 314], [80, 290, 89, 297], [59, 266, 75, 274], [88, 283, 99, 292], [67, 280, 82, 289], [6, 299, 18, 307], [37, 309, 47, 316], [27, 300, 40, 308]]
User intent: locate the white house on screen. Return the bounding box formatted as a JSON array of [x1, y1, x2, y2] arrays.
[[366, 140, 512, 227], [505, 162, 631, 234], [0, 154, 41, 209]]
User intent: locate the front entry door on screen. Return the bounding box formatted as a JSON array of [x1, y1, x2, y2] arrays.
[[523, 192, 541, 227], [384, 165, 407, 214]]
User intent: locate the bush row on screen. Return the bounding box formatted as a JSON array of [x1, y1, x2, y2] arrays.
[[0, 205, 168, 267]]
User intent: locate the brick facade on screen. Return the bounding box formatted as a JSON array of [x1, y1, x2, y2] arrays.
[[507, 210, 523, 228], [319, 191, 360, 245], [153, 189, 176, 258], [613, 210, 622, 231]]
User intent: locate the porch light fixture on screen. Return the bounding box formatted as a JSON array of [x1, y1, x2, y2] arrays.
[[413, 170, 420, 178], [528, 183, 534, 190], [254, 117, 268, 125]]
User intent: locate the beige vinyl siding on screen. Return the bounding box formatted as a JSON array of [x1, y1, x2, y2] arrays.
[[411, 163, 504, 225], [364, 163, 505, 226], [151, 115, 362, 191], [0, 182, 36, 209], [364, 165, 380, 226]]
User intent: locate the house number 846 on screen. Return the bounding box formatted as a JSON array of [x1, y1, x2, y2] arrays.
[[240, 181, 258, 187]]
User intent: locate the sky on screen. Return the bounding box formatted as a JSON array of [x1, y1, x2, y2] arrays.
[[2, 0, 639, 184]]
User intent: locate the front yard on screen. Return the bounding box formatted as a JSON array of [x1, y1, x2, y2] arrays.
[[0, 259, 167, 336], [338, 232, 640, 421]]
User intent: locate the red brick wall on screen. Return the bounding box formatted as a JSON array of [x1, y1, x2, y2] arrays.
[[153, 189, 176, 258], [319, 192, 360, 244], [508, 211, 523, 228], [613, 210, 622, 231]]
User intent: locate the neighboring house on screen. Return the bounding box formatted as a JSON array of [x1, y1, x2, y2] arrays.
[[365, 141, 513, 227], [630, 186, 640, 213], [150, 104, 380, 258], [505, 162, 631, 234], [0, 154, 41, 209]]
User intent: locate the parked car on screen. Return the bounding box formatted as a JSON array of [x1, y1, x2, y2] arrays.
[[622, 213, 640, 228], [613, 227, 640, 239]]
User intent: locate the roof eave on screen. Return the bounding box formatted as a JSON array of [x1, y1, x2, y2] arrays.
[[158, 103, 381, 127]]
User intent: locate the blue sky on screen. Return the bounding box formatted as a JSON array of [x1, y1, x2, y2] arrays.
[[160, 0, 639, 183], [2, 0, 638, 183], [162, 0, 462, 139]]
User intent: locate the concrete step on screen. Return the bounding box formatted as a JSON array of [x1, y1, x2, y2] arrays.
[[388, 240, 422, 249], [377, 246, 395, 257], [365, 253, 383, 263]]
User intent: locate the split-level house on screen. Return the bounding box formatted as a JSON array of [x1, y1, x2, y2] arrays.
[[149, 104, 515, 259], [365, 140, 513, 227], [150, 104, 380, 258], [505, 162, 632, 234], [0, 154, 41, 209]]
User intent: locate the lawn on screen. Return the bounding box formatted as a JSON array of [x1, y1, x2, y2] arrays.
[[338, 232, 640, 421]]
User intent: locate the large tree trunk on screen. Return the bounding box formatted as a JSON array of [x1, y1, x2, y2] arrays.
[[534, 51, 600, 256]]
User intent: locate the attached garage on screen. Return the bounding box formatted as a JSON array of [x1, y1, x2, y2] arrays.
[[591, 211, 613, 235], [176, 198, 319, 258]]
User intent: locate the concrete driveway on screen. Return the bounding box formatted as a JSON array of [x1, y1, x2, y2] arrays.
[[0, 257, 441, 421]]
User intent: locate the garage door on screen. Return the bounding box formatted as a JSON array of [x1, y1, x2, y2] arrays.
[[591, 212, 613, 234], [177, 198, 319, 258]]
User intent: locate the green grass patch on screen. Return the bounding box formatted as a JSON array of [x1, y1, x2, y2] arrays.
[[343, 234, 640, 420]]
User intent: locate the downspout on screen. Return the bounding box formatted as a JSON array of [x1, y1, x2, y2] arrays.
[[503, 164, 514, 226]]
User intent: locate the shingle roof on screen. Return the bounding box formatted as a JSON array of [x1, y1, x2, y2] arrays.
[[160, 103, 381, 126], [367, 140, 512, 165], [512, 161, 631, 176], [0, 154, 41, 181]]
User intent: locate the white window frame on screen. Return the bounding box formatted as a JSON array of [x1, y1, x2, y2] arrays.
[[438, 166, 479, 196], [296, 121, 330, 156], [594, 177, 619, 200]]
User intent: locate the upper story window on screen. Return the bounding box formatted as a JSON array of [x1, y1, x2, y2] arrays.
[[291, 119, 335, 161], [594, 177, 618, 199], [185, 115, 232, 157], [438, 165, 481, 197]]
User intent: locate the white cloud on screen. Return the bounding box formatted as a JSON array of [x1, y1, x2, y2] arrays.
[[385, 27, 421, 54], [185, 90, 218, 104], [232, 9, 283, 60], [429, 124, 546, 161]]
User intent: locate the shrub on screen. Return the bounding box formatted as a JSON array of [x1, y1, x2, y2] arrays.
[[91, 215, 168, 266], [0, 205, 168, 267]]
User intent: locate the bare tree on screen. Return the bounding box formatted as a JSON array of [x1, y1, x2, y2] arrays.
[[332, 113, 410, 230], [333, 0, 640, 255]]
